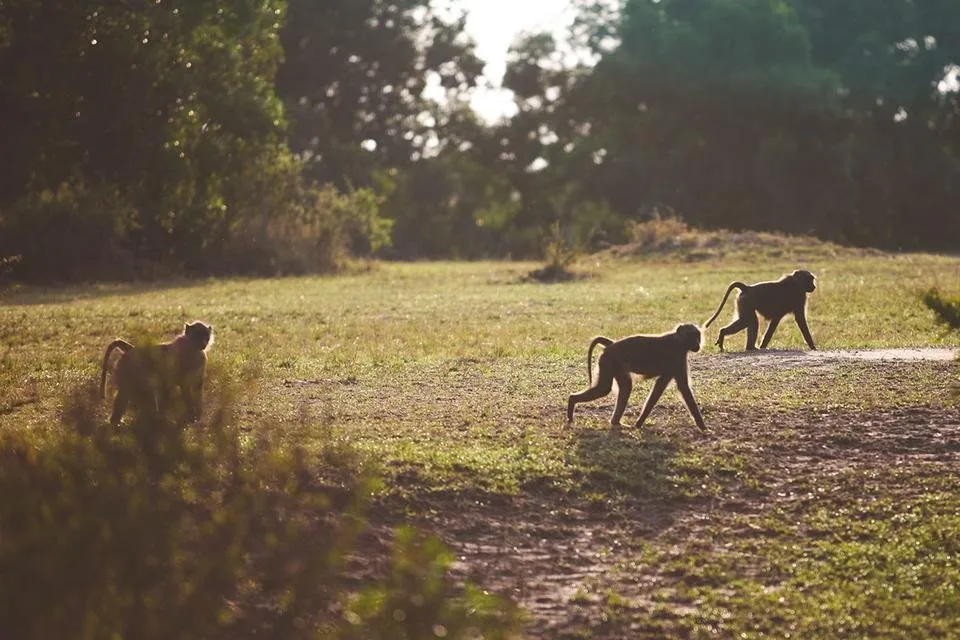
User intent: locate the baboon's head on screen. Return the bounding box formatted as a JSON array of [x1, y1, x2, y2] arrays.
[[184, 321, 214, 350], [791, 269, 816, 293], [675, 323, 703, 353]]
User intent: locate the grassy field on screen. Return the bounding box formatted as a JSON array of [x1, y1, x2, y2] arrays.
[[2, 238, 960, 638]]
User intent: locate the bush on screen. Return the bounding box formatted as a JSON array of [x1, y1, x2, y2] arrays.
[[169, 151, 392, 277], [0, 152, 394, 282], [0, 379, 520, 639], [0, 181, 139, 282], [339, 527, 523, 639], [216, 182, 392, 276]]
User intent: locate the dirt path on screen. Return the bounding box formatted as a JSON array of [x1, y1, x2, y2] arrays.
[[700, 347, 957, 369], [380, 349, 960, 638]]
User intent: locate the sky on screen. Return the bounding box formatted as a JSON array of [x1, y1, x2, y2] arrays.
[[448, 0, 578, 122]]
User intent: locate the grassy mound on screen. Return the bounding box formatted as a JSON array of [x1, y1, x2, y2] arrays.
[[608, 217, 886, 263]]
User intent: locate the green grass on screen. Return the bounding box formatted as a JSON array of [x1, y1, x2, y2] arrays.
[[2, 243, 960, 637]]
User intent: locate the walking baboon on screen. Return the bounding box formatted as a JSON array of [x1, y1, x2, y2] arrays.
[[100, 321, 213, 425], [704, 270, 817, 352], [567, 324, 707, 431]]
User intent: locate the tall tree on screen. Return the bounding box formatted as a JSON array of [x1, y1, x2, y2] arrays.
[[276, 0, 485, 188], [525, 0, 960, 250], [0, 0, 296, 277]]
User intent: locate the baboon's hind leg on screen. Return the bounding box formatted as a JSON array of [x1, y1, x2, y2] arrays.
[[110, 391, 129, 426], [716, 317, 749, 351], [567, 363, 615, 421], [609, 370, 633, 427]]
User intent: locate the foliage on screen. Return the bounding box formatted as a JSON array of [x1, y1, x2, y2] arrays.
[[0, 379, 521, 639], [3, 0, 960, 271], [0, 0, 398, 281], [609, 0, 840, 106], [381, 149, 522, 259], [627, 214, 690, 249], [339, 527, 523, 639], [475, 0, 960, 257], [212, 169, 393, 277], [0, 0, 289, 258], [0, 180, 139, 281], [276, 0, 485, 188]]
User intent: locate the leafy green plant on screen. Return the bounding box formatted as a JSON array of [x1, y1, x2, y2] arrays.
[[339, 527, 523, 639]]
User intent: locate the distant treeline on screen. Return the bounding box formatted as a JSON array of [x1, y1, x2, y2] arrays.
[[1, 0, 958, 282]]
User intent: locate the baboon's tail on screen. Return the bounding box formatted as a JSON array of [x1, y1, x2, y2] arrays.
[[704, 282, 748, 328], [100, 339, 134, 398], [587, 336, 614, 385]]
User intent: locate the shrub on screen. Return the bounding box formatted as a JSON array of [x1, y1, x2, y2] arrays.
[[339, 527, 523, 639], [0, 155, 394, 282], [0, 180, 139, 282], [204, 162, 393, 276], [0, 379, 520, 639]]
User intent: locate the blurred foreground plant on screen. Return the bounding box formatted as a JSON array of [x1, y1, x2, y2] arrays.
[[0, 375, 521, 639]]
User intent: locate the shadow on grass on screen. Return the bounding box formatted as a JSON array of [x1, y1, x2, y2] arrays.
[[0, 278, 218, 307], [571, 427, 686, 502]]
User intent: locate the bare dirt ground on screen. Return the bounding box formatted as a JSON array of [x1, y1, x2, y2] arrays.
[[708, 347, 957, 367], [367, 348, 960, 638]]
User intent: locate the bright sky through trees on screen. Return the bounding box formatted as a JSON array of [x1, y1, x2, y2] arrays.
[[447, 0, 577, 121]]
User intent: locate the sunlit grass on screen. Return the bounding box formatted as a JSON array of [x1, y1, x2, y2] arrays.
[[2, 251, 959, 488], [2, 243, 959, 636]]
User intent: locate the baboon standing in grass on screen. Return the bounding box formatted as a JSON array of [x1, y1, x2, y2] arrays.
[[567, 324, 707, 431], [100, 321, 213, 425]]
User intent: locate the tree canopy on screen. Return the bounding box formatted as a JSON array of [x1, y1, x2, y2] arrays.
[[1, 0, 958, 282]]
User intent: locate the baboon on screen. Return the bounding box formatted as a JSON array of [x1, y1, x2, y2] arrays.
[[704, 269, 817, 352], [100, 321, 213, 426], [567, 324, 707, 431]]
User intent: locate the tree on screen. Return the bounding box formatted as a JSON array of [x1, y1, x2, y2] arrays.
[[0, 0, 299, 278], [517, 0, 960, 251], [276, 0, 485, 188]]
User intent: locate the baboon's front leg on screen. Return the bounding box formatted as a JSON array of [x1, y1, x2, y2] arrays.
[[110, 390, 129, 426], [633, 375, 670, 429], [759, 315, 782, 349], [675, 376, 707, 431], [795, 309, 816, 350]]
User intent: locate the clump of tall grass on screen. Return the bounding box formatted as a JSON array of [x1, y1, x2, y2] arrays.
[[527, 222, 581, 283]]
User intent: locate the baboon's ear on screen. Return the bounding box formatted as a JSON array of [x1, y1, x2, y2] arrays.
[[184, 323, 189, 332]]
